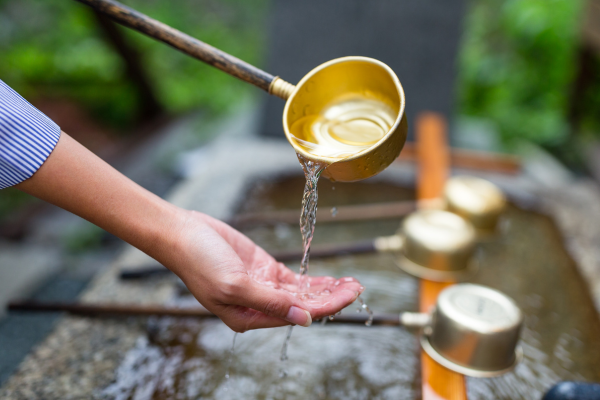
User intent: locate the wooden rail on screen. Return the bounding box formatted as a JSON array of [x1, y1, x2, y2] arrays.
[[7, 301, 400, 326], [397, 142, 520, 175], [416, 113, 467, 400], [229, 200, 416, 228]]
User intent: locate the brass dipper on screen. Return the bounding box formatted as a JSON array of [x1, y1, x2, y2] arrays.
[[76, 0, 407, 182]]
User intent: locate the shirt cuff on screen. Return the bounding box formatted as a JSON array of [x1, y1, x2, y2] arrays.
[[0, 80, 61, 189]]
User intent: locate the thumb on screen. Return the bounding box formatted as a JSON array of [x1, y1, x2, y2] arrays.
[[231, 277, 312, 327]]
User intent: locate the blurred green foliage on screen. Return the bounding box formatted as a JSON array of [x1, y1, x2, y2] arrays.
[[0, 0, 269, 128], [458, 0, 587, 148]]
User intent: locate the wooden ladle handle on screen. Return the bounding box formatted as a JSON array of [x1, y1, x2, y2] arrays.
[[75, 0, 295, 99]]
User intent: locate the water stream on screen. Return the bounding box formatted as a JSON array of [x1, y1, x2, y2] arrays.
[[224, 332, 237, 382], [279, 154, 375, 369], [297, 154, 327, 289], [276, 155, 326, 372], [278, 326, 294, 378]]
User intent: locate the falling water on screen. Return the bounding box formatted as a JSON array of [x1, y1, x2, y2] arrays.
[[224, 332, 238, 381], [358, 296, 374, 327], [279, 155, 327, 375], [298, 154, 327, 290], [279, 325, 294, 378]]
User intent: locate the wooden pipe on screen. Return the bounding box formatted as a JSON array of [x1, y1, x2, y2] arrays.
[[397, 142, 521, 175], [119, 240, 377, 279], [229, 200, 416, 228], [7, 301, 401, 326], [74, 0, 292, 98]]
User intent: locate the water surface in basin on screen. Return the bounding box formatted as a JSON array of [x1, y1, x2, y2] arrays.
[[104, 176, 600, 400]]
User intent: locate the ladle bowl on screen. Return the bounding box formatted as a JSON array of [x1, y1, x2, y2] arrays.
[[443, 175, 506, 236], [282, 57, 407, 182], [396, 209, 478, 282], [421, 283, 523, 377]]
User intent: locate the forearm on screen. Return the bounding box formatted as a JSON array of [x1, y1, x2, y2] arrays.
[[16, 132, 183, 259]]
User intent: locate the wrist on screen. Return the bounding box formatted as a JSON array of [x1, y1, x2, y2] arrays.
[[144, 207, 215, 276], [137, 201, 189, 265]]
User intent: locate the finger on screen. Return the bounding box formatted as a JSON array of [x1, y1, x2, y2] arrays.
[[308, 276, 365, 293], [217, 305, 292, 332], [303, 288, 360, 320], [228, 276, 313, 327]]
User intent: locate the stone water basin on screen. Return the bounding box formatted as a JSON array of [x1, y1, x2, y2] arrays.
[[101, 175, 600, 400]]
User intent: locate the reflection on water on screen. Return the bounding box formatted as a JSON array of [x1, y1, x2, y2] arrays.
[[103, 177, 600, 399], [289, 97, 396, 160]]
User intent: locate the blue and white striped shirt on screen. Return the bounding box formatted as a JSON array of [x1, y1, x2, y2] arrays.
[[0, 80, 61, 189]]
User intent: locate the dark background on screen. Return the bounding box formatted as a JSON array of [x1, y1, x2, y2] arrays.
[[260, 0, 465, 140]]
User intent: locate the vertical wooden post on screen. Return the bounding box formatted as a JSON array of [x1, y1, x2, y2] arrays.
[[92, 10, 165, 121], [416, 112, 467, 400]]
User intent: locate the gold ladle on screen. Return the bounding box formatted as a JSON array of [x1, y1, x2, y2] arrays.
[[76, 0, 407, 182]]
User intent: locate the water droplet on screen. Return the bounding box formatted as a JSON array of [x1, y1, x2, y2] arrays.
[[224, 332, 238, 389], [330, 207, 338, 217], [358, 296, 374, 327], [328, 315, 335, 321]]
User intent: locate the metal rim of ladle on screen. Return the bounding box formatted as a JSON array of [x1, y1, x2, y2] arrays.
[[420, 334, 523, 378], [394, 252, 479, 282]]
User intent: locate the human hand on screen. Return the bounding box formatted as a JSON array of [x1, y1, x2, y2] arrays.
[[163, 211, 364, 332]]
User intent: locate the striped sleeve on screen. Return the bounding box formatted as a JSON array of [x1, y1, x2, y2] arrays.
[[0, 79, 61, 189]]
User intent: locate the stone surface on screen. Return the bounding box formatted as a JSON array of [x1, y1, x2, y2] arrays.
[[0, 244, 61, 318], [0, 275, 89, 386], [541, 181, 600, 314]]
